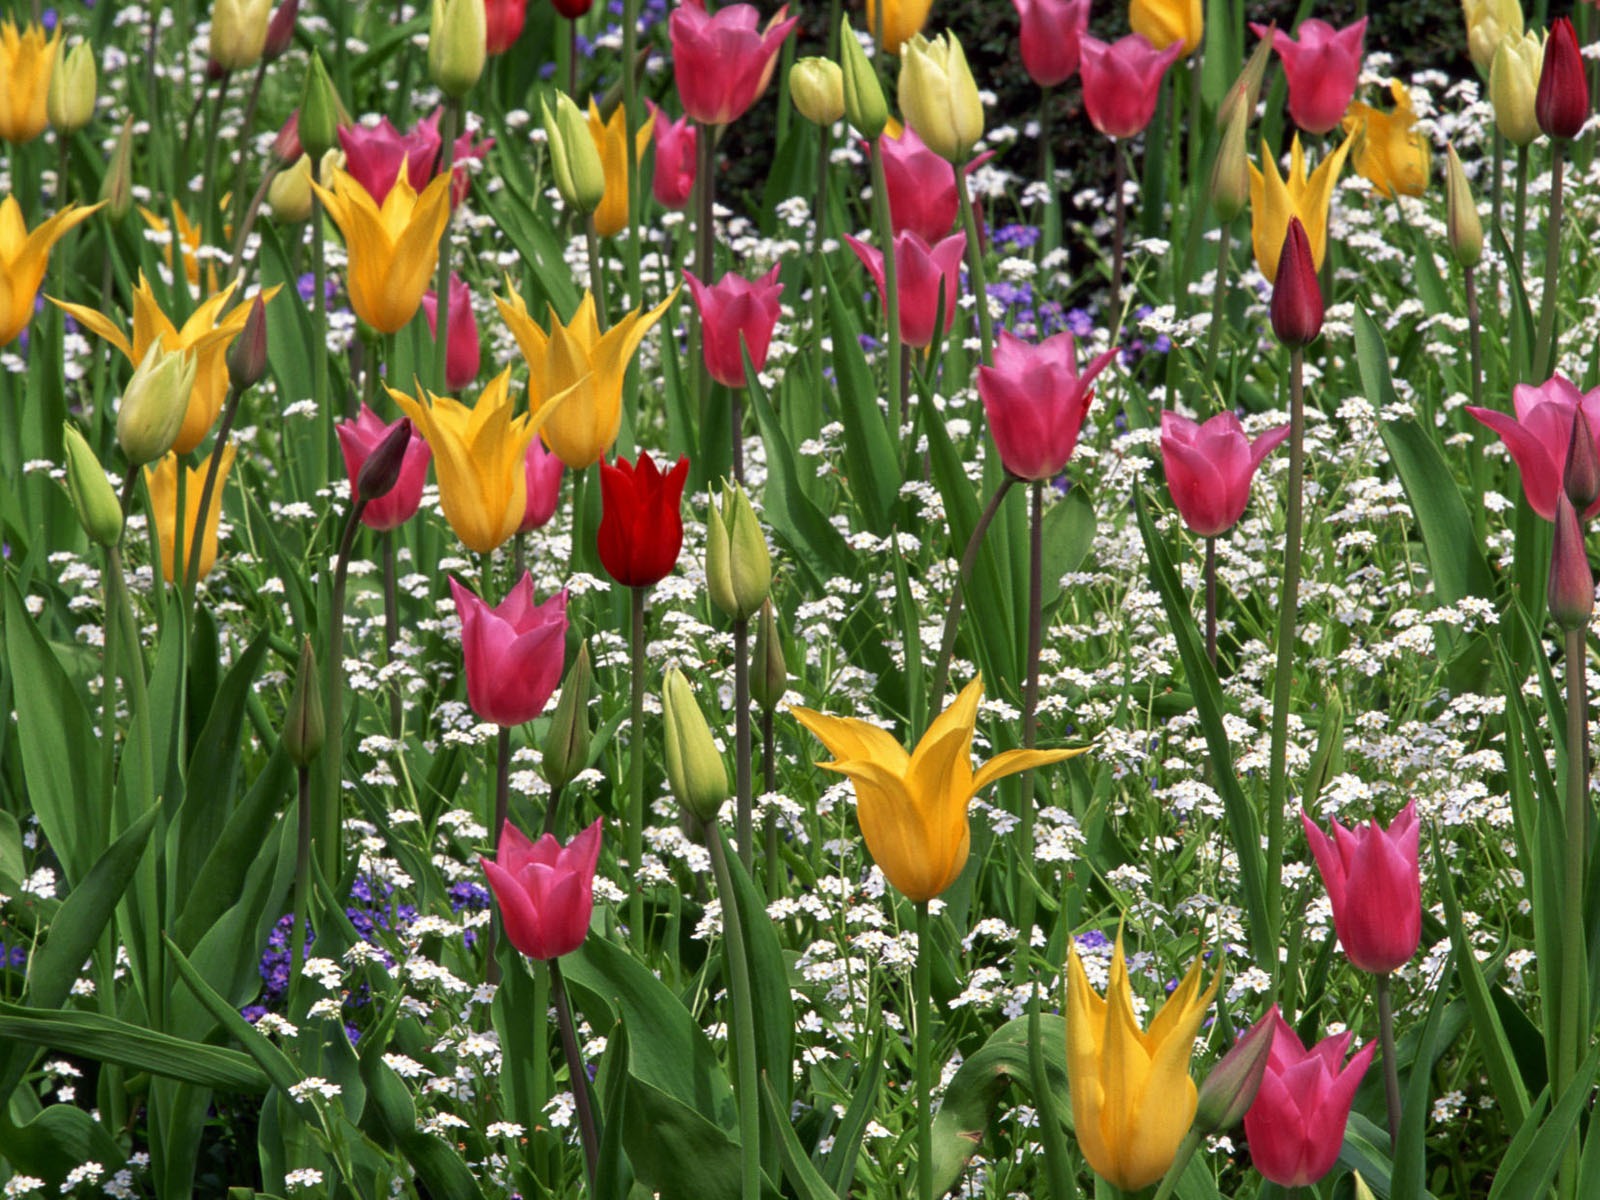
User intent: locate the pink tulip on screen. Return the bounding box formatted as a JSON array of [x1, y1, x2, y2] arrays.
[[1243, 1012, 1376, 1188], [1160, 411, 1290, 537], [844, 230, 966, 349], [977, 328, 1117, 481], [480, 818, 602, 961], [1252, 18, 1367, 136], [450, 573, 569, 728], [1078, 33, 1183, 139], [421, 273, 482, 392], [1468, 375, 1600, 522], [683, 263, 784, 389], [338, 116, 442, 204], [422, 108, 495, 208], [1301, 800, 1420, 975], [668, 0, 798, 127], [1012, 0, 1090, 89], [485, 0, 529, 55], [648, 101, 698, 209], [519, 437, 565, 533], [334, 405, 432, 531]]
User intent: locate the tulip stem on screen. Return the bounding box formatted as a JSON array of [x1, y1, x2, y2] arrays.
[[734, 614, 754, 870], [585, 223, 611, 329], [542, 782, 564, 839], [706, 828, 762, 1200], [486, 725, 512, 986], [914, 899, 934, 1200], [1557, 624, 1590, 1176], [228, 165, 279, 287], [1204, 535, 1217, 668], [1015, 482, 1044, 961], [310, 154, 332, 491], [382, 532, 402, 741], [1513, 143, 1529, 282], [929, 476, 1016, 720], [319, 496, 369, 890], [291, 763, 312, 991], [548, 956, 601, 1189], [626, 585, 648, 947], [200, 69, 232, 257], [434, 100, 461, 395], [1110, 148, 1127, 333], [693, 121, 717, 408], [230, 61, 269, 244], [956, 168, 993, 365], [761, 706, 781, 897], [1205, 224, 1232, 404], [1149, 1127, 1204, 1200], [1533, 140, 1564, 382], [868, 139, 905, 437], [184, 383, 244, 601], [1375, 972, 1403, 1150]]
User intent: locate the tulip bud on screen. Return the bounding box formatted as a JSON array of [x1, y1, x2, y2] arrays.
[[1565, 409, 1600, 513], [1537, 17, 1589, 142], [705, 482, 771, 621], [1353, 1174, 1378, 1200], [790, 57, 845, 126], [429, 0, 487, 100], [839, 19, 887, 139], [210, 0, 274, 72], [898, 32, 984, 164], [1549, 492, 1593, 631], [662, 667, 729, 823], [1443, 144, 1483, 270], [283, 637, 325, 767], [542, 643, 593, 792], [227, 295, 270, 391], [268, 153, 311, 222], [1466, 0, 1523, 77], [100, 117, 135, 221], [117, 343, 196, 467], [299, 52, 343, 158], [1270, 218, 1323, 348], [264, 0, 299, 61], [1491, 33, 1544, 147], [750, 598, 788, 710], [357, 418, 414, 503], [48, 41, 97, 135], [62, 424, 123, 548], [1195, 1004, 1277, 1134], [1209, 87, 1251, 223], [542, 92, 605, 214], [1217, 25, 1273, 132]]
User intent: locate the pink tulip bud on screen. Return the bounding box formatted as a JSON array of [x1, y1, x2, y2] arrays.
[[1537, 17, 1590, 141], [335, 405, 432, 531], [1159, 411, 1290, 537], [1467, 375, 1600, 522], [1011, 0, 1090, 89], [519, 436, 565, 533], [1565, 408, 1600, 513], [450, 573, 569, 728], [1301, 800, 1421, 975], [648, 101, 698, 210], [977, 328, 1118, 481], [421, 273, 482, 392], [1078, 33, 1183, 140], [668, 1, 798, 127], [1550, 492, 1594, 631], [227, 295, 270, 391], [1270, 218, 1323, 347], [339, 116, 442, 204], [1195, 1004, 1279, 1134], [1251, 18, 1367, 136], [357, 418, 416, 504], [683, 264, 784, 389], [272, 111, 303, 164], [264, 0, 299, 62], [844, 230, 966, 349], [480, 818, 602, 961], [1243, 1013, 1377, 1188]]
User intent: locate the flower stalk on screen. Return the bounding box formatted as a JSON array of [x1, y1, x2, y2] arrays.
[[914, 898, 934, 1200], [706, 826, 761, 1200], [627, 585, 648, 945], [1375, 972, 1402, 1148], [549, 956, 601, 1188], [1014, 480, 1044, 957], [929, 476, 1016, 714], [1149, 1128, 1205, 1200], [433, 99, 461, 395], [1533, 141, 1564, 381], [956, 168, 992, 364], [868, 139, 905, 435], [734, 614, 753, 869]]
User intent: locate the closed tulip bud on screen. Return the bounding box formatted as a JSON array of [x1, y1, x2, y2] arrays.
[[790, 57, 845, 126], [1194, 1004, 1277, 1134], [543, 92, 605, 214], [227, 295, 269, 390], [357, 418, 414, 504], [1270, 218, 1322, 348], [100, 117, 134, 221], [47, 41, 96, 134], [429, 0, 486, 100], [899, 32, 983, 163], [1217, 26, 1273, 131], [283, 637, 324, 767], [839, 19, 887, 138], [750, 598, 788, 710], [1210, 88, 1251, 222], [272, 111, 302, 163], [264, 0, 298, 61], [1353, 1174, 1378, 1200], [1566, 409, 1600, 514], [299, 52, 343, 158], [542, 643, 593, 792], [1466, 0, 1524, 77], [210, 0, 273, 72], [1537, 17, 1589, 142], [62, 424, 122, 547], [1491, 33, 1544, 147], [117, 343, 196, 467], [1549, 492, 1592, 631], [662, 667, 730, 823], [706, 481, 771, 620], [1444, 144, 1483, 269]]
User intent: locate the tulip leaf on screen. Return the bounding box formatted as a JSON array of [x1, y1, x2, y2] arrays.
[[594, 1013, 638, 1200], [1392, 953, 1457, 1200], [1486, 1040, 1600, 1200], [1040, 484, 1097, 613], [759, 1072, 838, 1200], [721, 833, 796, 1124], [823, 259, 904, 534], [0, 1098, 128, 1191], [359, 1043, 486, 1200], [820, 1034, 884, 1195]]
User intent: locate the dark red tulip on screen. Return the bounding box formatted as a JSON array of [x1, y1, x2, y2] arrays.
[[1537, 17, 1590, 141], [551, 0, 594, 17], [598, 450, 690, 588], [1550, 493, 1594, 631], [1270, 218, 1323, 347]]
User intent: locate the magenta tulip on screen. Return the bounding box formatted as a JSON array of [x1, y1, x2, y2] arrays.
[[338, 115, 441, 203], [480, 818, 602, 961], [519, 437, 565, 534], [1270, 218, 1323, 347], [1012, 0, 1090, 89], [1078, 33, 1183, 139], [1252, 18, 1367, 136], [1467, 375, 1600, 521], [1160, 411, 1291, 537], [668, 1, 798, 127], [844, 230, 966, 349], [334, 405, 432, 531], [450, 573, 569, 727], [1301, 800, 1421, 975], [871, 127, 992, 246], [683, 264, 784, 389], [1243, 1012, 1376, 1188], [421, 273, 482, 392], [977, 329, 1118, 481], [648, 101, 698, 209]]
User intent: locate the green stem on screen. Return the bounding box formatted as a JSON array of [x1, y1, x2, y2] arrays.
[[549, 956, 601, 1188], [382, 532, 402, 741], [184, 384, 244, 599], [1205, 535, 1218, 668], [487, 724, 512, 985], [230, 61, 269, 241], [1014, 482, 1043, 963], [200, 69, 232, 254], [433, 100, 461, 395], [291, 765, 312, 991], [1110, 148, 1127, 330], [1205, 223, 1232, 403], [1557, 624, 1589, 1193], [1376, 971, 1402, 1149], [1514, 142, 1529, 280], [707, 828, 761, 1200], [868, 142, 904, 435], [1533, 140, 1564, 381], [761, 706, 780, 897], [585, 221, 611, 328], [622, 0, 643, 316], [1465, 266, 1483, 414], [914, 899, 934, 1200], [318, 498, 368, 886], [734, 614, 753, 870], [928, 476, 1016, 719], [693, 121, 716, 405], [1149, 1127, 1205, 1200], [310, 155, 331, 490], [627, 585, 648, 946], [956, 168, 993, 364]]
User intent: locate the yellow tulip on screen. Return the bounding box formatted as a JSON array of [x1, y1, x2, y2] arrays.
[[790, 677, 1084, 901], [1248, 131, 1353, 283], [587, 98, 655, 239], [145, 443, 236, 583], [898, 31, 983, 164], [0, 194, 99, 346], [1131, 0, 1204, 57], [1066, 934, 1219, 1192], [496, 285, 676, 470], [1463, 0, 1523, 77], [0, 19, 59, 144], [310, 163, 451, 334], [863, 0, 932, 55], [1490, 31, 1544, 147], [53, 275, 278, 457], [1342, 82, 1431, 200], [210, 0, 273, 72]]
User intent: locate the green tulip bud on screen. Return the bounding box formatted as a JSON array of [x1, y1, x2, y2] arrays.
[[705, 481, 771, 621], [429, 0, 486, 100], [542, 91, 606, 214], [839, 18, 887, 139], [1209, 86, 1251, 223], [1193, 1003, 1275, 1134], [283, 637, 325, 767], [100, 117, 134, 222], [1444, 143, 1483, 270], [790, 57, 845, 126], [542, 642, 593, 792], [117, 342, 196, 467], [749, 598, 788, 711], [662, 667, 729, 823], [62, 424, 122, 547], [48, 41, 97, 135], [1217, 25, 1273, 132], [299, 52, 344, 159]]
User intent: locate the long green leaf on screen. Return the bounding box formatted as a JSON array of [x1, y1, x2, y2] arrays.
[[1391, 954, 1456, 1200], [823, 260, 902, 533], [760, 1072, 836, 1200], [1487, 1040, 1600, 1200]]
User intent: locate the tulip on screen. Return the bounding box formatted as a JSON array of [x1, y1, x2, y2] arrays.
[[873, 125, 993, 245], [519, 437, 565, 534], [662, 667, 730, 822], [1491, 32, 1544, 146], [705, 481, 771, 620], [682, 264, 783, 389], [1252, 18, 1367, 136], [669, 1, 798, 127], [264, 0, 299, 61], [1012, 0, 1090, 89], [1210, 88, 1252, 222], [1065, 934, 1218, 1191], [1468, 375, 1600, 521], [1160, 411, 1291, 537], [496, 286, 677, 470], [429, 0, 487, 99], [790, 58, 845, 126], [1342, 82, 1431, 199], [0, 196, 99, 346], [267, 150, 340, 223], [543, 92, 605, 215], [451, 573, 569, 727], [1194, 1005, 1279, 1135], [647, 101, 698, 209], [588, 98, 656, 238], [1270, 218, 1323, 348], [1131, 0, 1203, 57], [485, 0, 528, 54], [283, 638, 324, 768], [63, 425, 123, 548], [864, 0, 931, 55], [1243, 1013, 1376, 1188], [542, 645, 593, 792], [311, 164, 452, 334], [1444, 143, 1483, 269], [0, 20, 59, 144], [597, 450, 690, 588], [1464, 0, 1524, 77], [335, 405, 432, 531], [480, 818, 601, 960], [839, 17, 888, 137], [551, 0, 594, 15], [101, 118, 134, 220], [1549, 492, 1593, 631], [1301, 800, 1421, 975], [977, 328, 1117, 482], [898, 32, 984, 164], [355, 417, 416, 504], [1218, 30, 1275, 131], [145, 444, 237, 583], [116, 345, 197, 467], [54, 276, 275, 457], [791, 676, 1082, 900], [47, 41, 96, 134], [211, 0, 274, 72], [1078, 33, 1183, 140], [1537, 16, 1589, 142], [751, 598, 787, 710], [338, 116, 442, 206], [421, 273, 481, 391], [299, 51, 344, 158], [272, 112, 303, 164], [1564, 408, 1600, 513], [1248, 133, 1353, 283], [845, 230, 965, 349]]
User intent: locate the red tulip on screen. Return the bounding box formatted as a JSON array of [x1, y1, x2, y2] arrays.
[[1160, 411, 1290, 537], [550, 0, 594, 16], [1301, 800, 1421, 975], [334, 405, 432, 531], [450, 573, 570, 727], [1012, 0, 1090, 89], [264, 0, 299, 62], [1251, 18, 1367, 136], [668, 0, 799, 127], [1243, 1012, 1376, 1188], [1078, 33, 1182, 139], [1538, 16, 1590, 141], [272, 111, 303, 164], [1549, 492, 1594, 630], [1270, 218, 1322, 347], [422, 273, 482, 392], [683, 263, 783, 389], [598, 450, 690, 588], [844, 230, 966, 349], [1467, 375, 1600, 521], [519, 436, 565, 533], [480, 818, 602, 961], [648, 101, 698, 209], [976, 328, 1117, 480], [485, 0, 529, 54]]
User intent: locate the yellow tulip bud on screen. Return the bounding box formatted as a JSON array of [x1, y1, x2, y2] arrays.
[[47, 41, 95, 134], [1353, 1173, 1379, 1200], [210, 0, 273, 71], [429, 0, 486, 100], [267, 150, 343, 223], [1131, 0, 1203, 57], [662, 667, 729, 824], [117, 342, 197, 467], [898, 31, 983, 164], [705, 481, 771, 621], [1210, 87, 1251, 222], [100, 116, 134, 221], [790, 57, 845, 126], [1490, 31, 1543, 147], [1464, 0, 1524, 77], [839, 19, 887, 138], [1445, 143, 1483, 269], [62, 424, 122, 547], [543, 92, 605, 214]]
